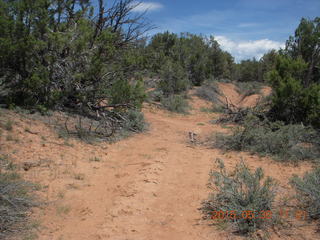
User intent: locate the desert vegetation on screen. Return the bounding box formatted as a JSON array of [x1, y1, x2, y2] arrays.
[[291, 168, 320, 221], [0, 0, 319, 239], [202, 159, 277, 234], [214, 116, 320, 162], [0, 155, 37, 238]]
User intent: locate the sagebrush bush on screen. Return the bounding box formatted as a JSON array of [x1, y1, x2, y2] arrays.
[[214, 115, 320, 162], [202, 159, 277, 234], [290, 168, 320, 220], [161, 95, 190, 113], [195, 81, 224, 104], [0, 170, 35, 238], [147, 89, 163, 102], [122, 109, 146, 132]]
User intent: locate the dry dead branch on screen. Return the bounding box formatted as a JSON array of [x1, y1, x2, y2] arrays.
[[214, 97, 269, 124]]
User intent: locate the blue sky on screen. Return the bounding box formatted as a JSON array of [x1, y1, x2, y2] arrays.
[[130, 0, 320, 61]]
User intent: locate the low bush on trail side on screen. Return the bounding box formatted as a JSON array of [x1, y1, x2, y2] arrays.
[[0, 156, 37, 238], [147, 89, 164, 102], [122, 109, 146, 133], [202, 158, 277, 234], [161, 95, 190, 114], [214, 115, 320, 162], [195, 81, 224, 104], [290, 168, 320, 221]]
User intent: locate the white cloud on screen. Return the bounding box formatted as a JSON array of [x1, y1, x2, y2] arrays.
[[215, 36, 284, 62], [131, 2, 163, 13], [237, 23, 258, 28]]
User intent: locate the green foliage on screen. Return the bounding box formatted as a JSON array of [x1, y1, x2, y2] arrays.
[[265, 17, 320, 129], [147, 89, 163, 102], [180, 34, 210, 85], [268, 55, 320, 128], [202, 159, 277, 233], [0, 0, 150, 138], [290, 168, 320, 220], [235, 58, 261, 82], [122, 109, 146, 132], [0, 0, 148, 110], [110, 79, 146, 110], [206, 36, 235, 80], [260, 50, 278, 82], [147, 32, 236, 89], [214, 115, 320, 162], [147, 31, 178, 70], [158, 60, 190, 96], [285, 17, 320, 86], [161, 95, 190, 114], [233, 50, 278, 83]]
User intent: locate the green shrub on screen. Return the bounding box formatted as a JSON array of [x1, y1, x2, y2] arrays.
[[110, 79, 146, 110], [122, 109, 146, 132], [290, 168, 320, 220], [0, 0, 149, 131], [36, 104, 49, 115], [161, 95, 190, 114], [235, 58, 261, 82], [268, 55, 320, 129], [147, 32, 235, 85], [158, 60, 190, 96], [147, 89, 163, 102], [202, 159, 277, 234], [214, 115, 320, 162]]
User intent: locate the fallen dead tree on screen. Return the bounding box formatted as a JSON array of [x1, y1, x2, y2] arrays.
[[213, 97, 270, 124], [59, 102, 145, 142]]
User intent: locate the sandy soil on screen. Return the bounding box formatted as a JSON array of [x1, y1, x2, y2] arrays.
[[0, 86, 318, 240]]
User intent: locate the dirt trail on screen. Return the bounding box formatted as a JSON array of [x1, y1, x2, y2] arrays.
[[32, 98, 223, 240], [1, 88, 317, 240]]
